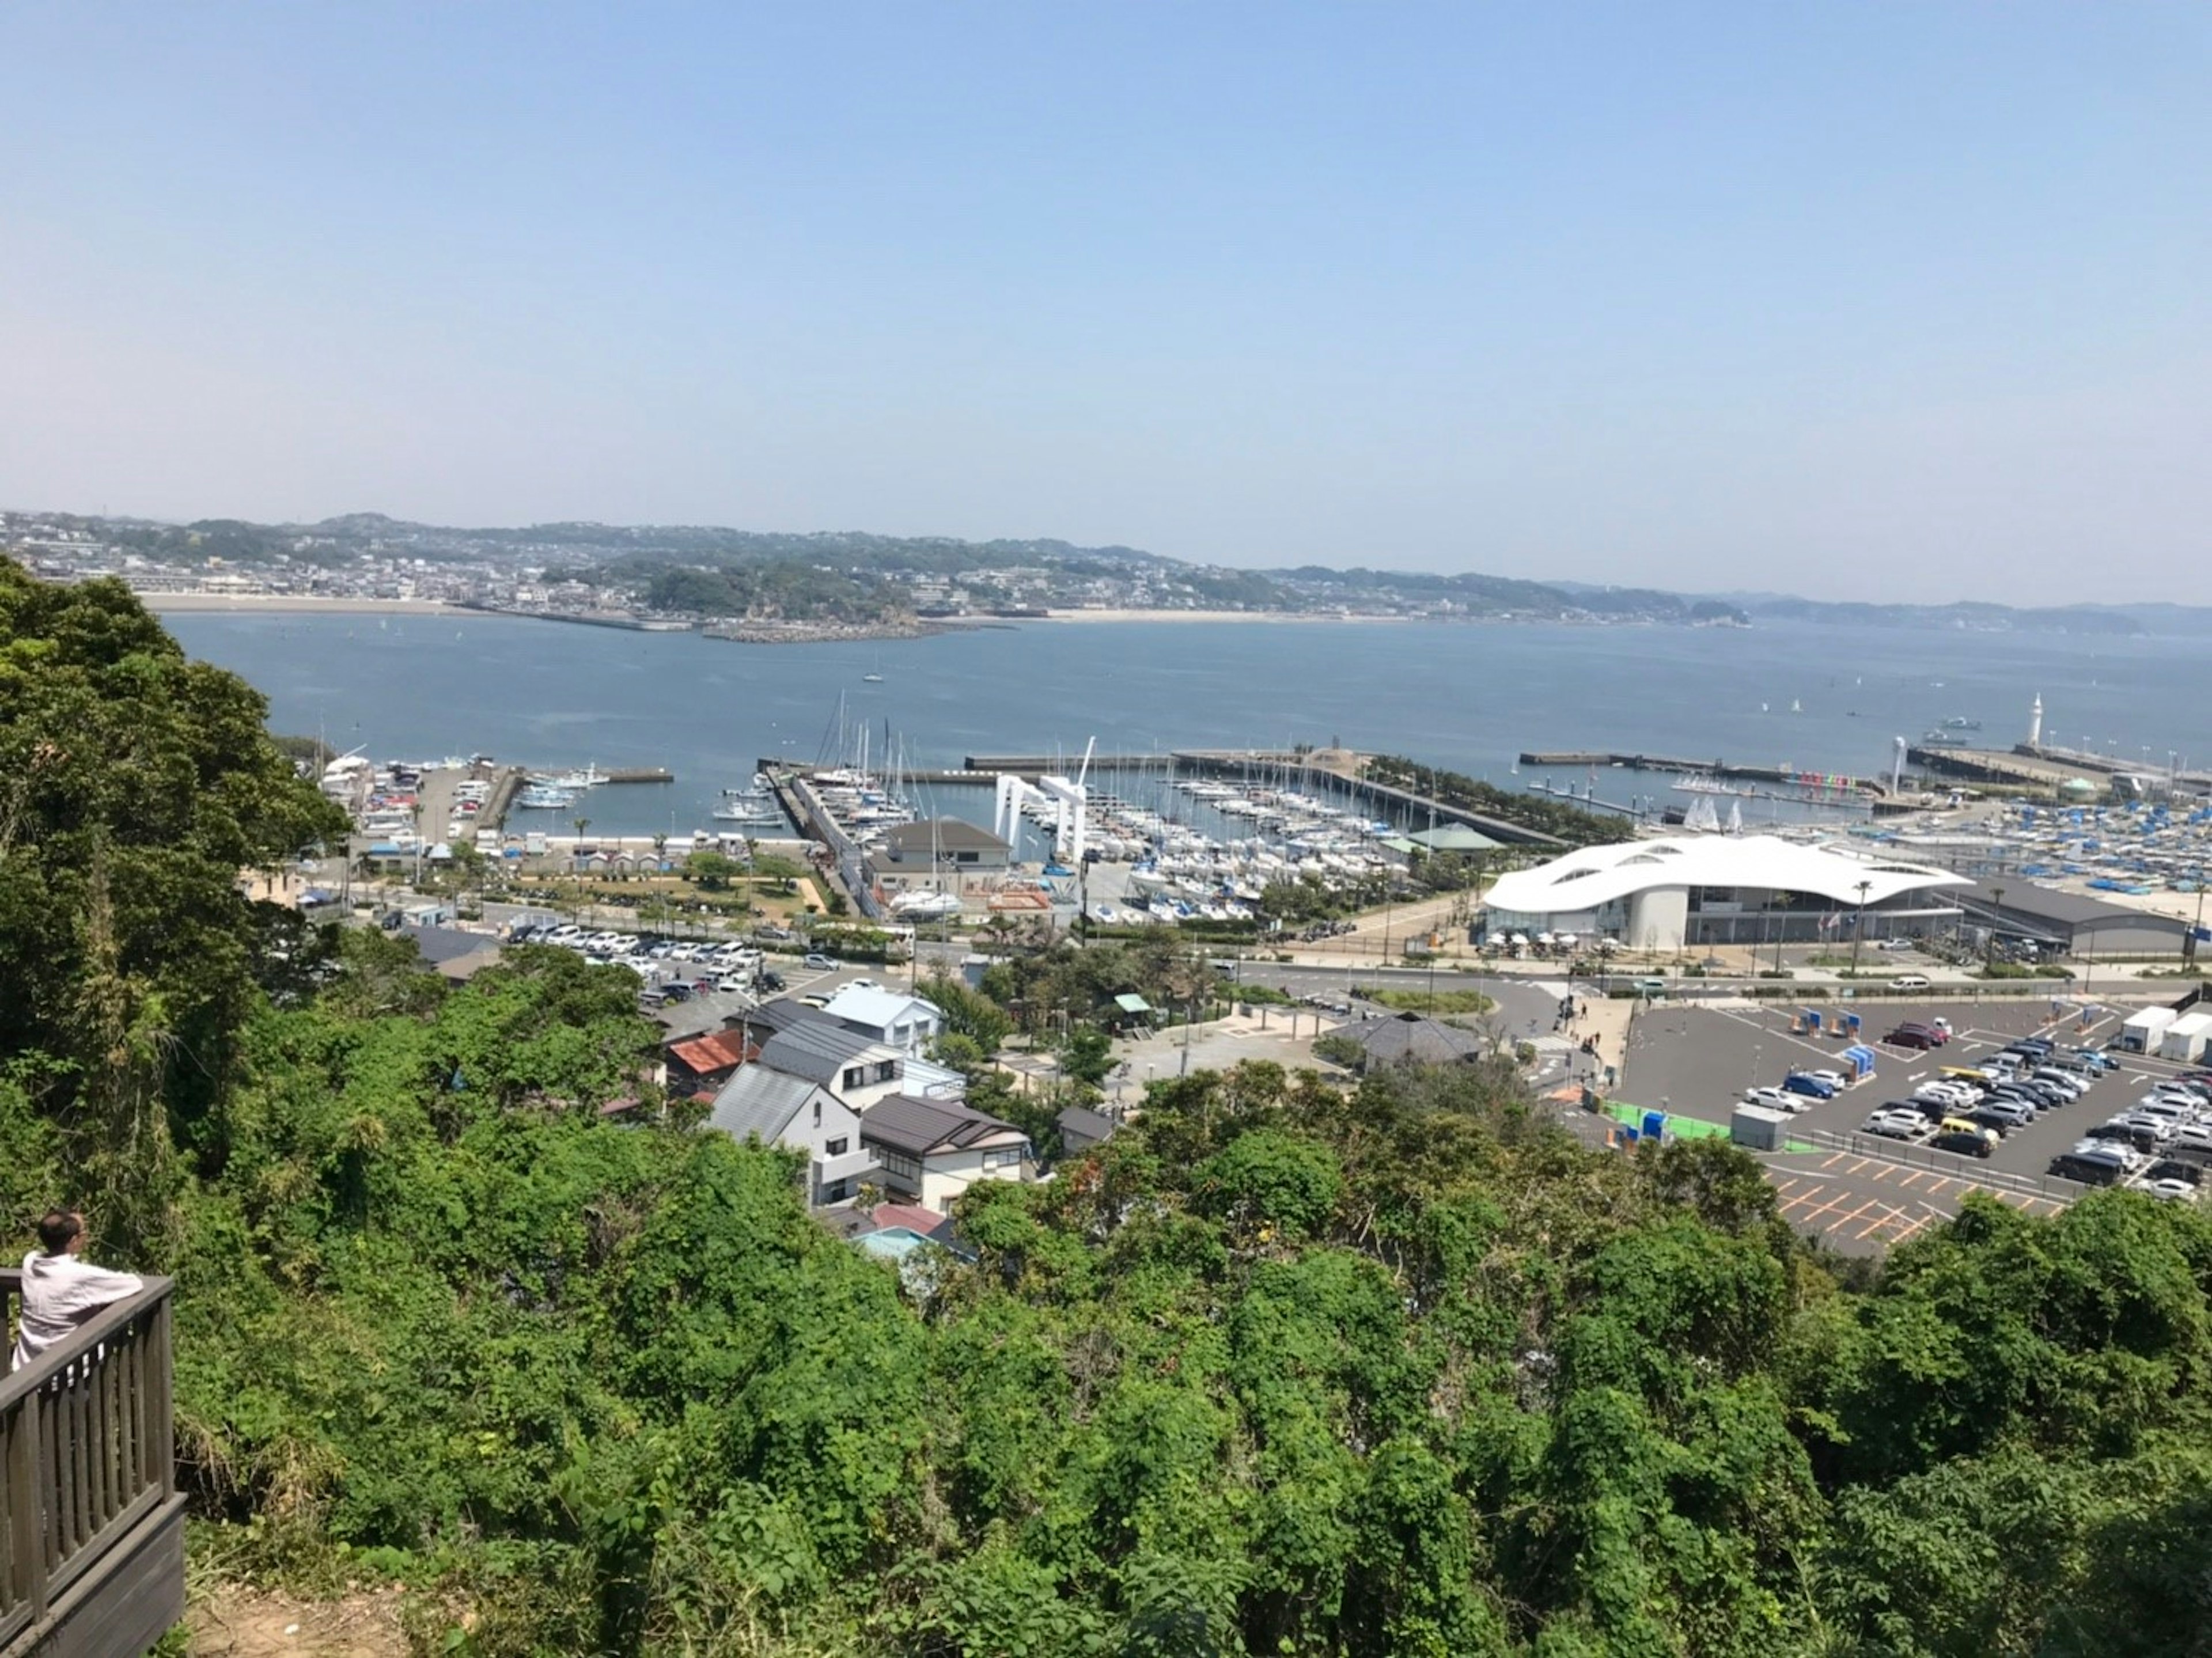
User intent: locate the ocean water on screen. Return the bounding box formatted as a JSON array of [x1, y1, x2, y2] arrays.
[[162, 612, 2212, 839]]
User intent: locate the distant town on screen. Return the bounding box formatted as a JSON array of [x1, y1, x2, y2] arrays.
[[2, 506, 2162, 638]]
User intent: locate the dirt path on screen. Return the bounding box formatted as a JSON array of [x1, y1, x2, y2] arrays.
[[188, 1586, 410, 1657]]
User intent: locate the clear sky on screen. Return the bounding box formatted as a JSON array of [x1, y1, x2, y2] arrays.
[[3, 4, 2206, 599]]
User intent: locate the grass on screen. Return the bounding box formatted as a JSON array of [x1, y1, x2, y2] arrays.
[[1365, 987, 1495, 1016]]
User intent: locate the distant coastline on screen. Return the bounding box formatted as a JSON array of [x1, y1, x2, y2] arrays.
[[139, 593, 461, 616], [1032, 608, 1419, 626]]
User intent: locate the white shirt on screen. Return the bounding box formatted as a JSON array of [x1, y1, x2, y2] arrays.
[[10, 1250, 145, 1372]]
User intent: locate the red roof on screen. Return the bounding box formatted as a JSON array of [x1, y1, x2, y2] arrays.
[[667, 1029, 752, 1074], [866, 1202, 950, 1238]]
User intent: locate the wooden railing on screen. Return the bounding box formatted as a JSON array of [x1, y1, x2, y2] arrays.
[[1, 1270, 181, 1658]]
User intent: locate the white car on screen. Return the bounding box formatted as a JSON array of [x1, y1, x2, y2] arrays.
[[1802, 1069, 1850, 1092], [1863, 1109, 1925, 1140], [2146, 1178, 2199, 1202], [1744, 1086, 1798, 1112]]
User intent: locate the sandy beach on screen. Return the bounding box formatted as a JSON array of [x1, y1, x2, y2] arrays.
[[140, 593, 461, 615]]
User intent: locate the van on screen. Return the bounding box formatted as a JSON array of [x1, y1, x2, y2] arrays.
[[1633, 978, 1668, 997], [1889, 974, 1930, 991], [1938, 1116, 1982, 1137]]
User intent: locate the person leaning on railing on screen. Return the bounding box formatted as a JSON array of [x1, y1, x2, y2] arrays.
[[9, 1208, 144, 1371]]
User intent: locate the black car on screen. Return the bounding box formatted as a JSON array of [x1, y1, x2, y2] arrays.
[[2048, 1153, 2124, 1187], [1929, 1129, 1994, 1159], [1963, 1107, 2018, 1136], [758, 969, 787, 992]]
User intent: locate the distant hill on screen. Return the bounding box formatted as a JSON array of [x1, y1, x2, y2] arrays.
[[2, 506, 2191, 633]]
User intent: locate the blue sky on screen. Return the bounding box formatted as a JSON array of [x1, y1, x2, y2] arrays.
[[3, 3, 2206, 598]]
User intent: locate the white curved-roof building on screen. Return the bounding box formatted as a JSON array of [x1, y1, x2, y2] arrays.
[[1482, 834, 1972, 951]]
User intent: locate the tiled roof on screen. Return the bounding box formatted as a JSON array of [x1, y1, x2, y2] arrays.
[[861, 1094, 1026, 1158]]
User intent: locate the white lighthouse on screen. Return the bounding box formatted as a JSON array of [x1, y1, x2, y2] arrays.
[[2028, 692, 2044, 750]]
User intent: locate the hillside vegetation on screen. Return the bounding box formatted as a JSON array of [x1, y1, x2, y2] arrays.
[[5, 566, 2211, 1657]]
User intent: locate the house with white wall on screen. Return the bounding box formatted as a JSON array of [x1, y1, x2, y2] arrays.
[[706, 1067, 877, 1206], [859, 1094, 1033, 1212]]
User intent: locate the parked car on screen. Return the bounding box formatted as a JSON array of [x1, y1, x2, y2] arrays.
[[2049, 1151, 2126, 1186], [1929, 1129, 1997, 1158], [1863, 1108, 1926, 1139], [1783, 1073, 1838, 1101], [2145, 1178, 2199, 1202], [1884, 1026, 1939, 1050], [1800, 1069, 1850, 1092], [1963, 1106, 2018, 1136], [1743, 1086, 1798, 1111], [802, 952, 834, 968], [1888, 974, 1931, 991]]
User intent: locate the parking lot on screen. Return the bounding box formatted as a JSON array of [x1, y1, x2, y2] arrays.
[[1618, 995, 2204, 1249]]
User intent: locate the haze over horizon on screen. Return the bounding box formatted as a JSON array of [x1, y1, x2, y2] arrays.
[[5, 4, 2207, 603]]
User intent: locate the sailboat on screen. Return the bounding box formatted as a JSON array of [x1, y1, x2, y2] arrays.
[[862, 652, 884, 684]]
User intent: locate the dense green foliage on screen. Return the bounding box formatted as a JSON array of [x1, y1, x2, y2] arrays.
[[1365, 754, 1618, 848], [12, 576, 2212, 1656], [637, 561, 906, 625]]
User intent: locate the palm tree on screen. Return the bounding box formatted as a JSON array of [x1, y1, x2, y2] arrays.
[[652, 832, 668, 871], [573, 815, 591, 849]]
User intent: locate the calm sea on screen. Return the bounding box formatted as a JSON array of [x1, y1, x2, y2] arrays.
[[163, 612, 2212, 840]]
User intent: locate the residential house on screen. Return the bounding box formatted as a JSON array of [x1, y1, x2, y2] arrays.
[[756, 1022, 911, 1114], [859, 1094, 1033, 1212], [706, 1066, 876, 1206], [742, 999, 968, 1106], [1055, 1104, 1118, 1157], [664, 1026, 753, 1097], [819, 983, 944, 1054]]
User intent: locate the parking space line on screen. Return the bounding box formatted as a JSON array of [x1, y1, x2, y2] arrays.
[[1820, 1152, 1845, 1170], [1853, 1206, 1905, 1240], [1846, 1158, 1872, 1175], [1798, 1190, 1859, 1227], [1897, 1169, 1931, 1188]]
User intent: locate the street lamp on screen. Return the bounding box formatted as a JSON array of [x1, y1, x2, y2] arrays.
[[1850, 879, 1872, 976], [1987, 884, 2006, 969]]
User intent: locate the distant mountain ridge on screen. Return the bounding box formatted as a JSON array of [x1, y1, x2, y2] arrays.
[[1, 506, 2187, 632]]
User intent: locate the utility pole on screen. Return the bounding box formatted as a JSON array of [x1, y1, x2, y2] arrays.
[[1850, 879, 1872, 976]]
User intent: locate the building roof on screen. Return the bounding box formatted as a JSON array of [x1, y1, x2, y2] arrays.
[[757, 1020, 891, 1087], [880, 819, 1012, 859], [1056, 1105, 1117, 1151], [1960, 878, 2191, 935], [1484, 833, 1972, 917], [706, 1066, 828, 1143], [821, 984, 942, 1033], [863, 1202, 954, 1240], [1356, 1011, 1483, 1065], [1113, 993, 1153, 1014], [861, 1094, 1027, 1158], [408, 924, 501, 966], [667, 1028, 751, 1076], [1406, 824, 1505, 853]]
